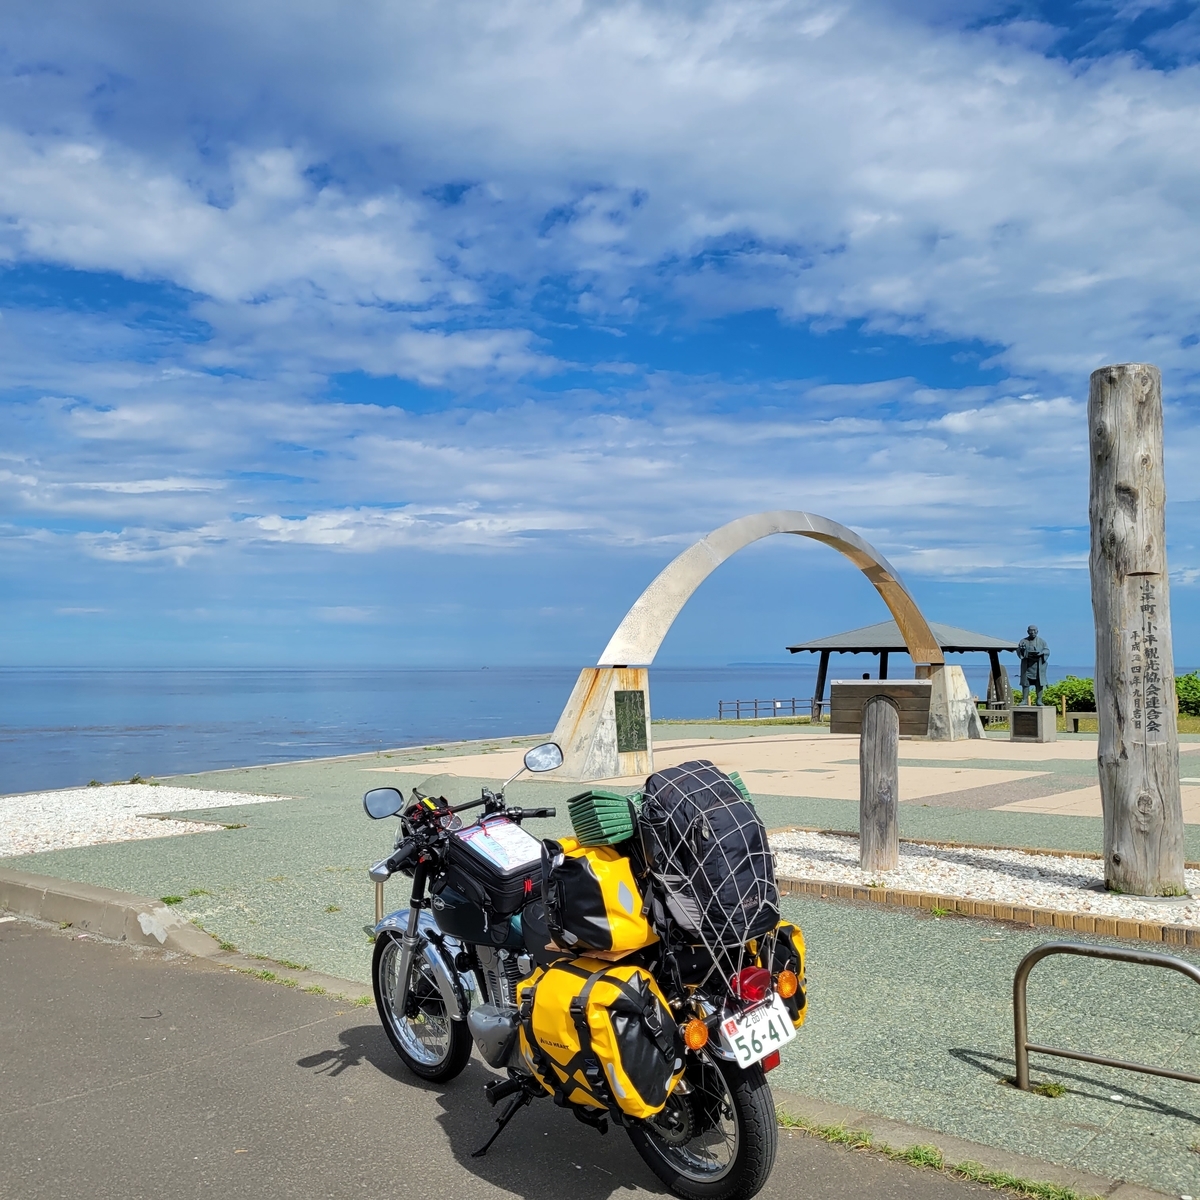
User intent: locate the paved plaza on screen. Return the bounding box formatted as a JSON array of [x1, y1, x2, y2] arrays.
[[4, 724, 1200, 1196]]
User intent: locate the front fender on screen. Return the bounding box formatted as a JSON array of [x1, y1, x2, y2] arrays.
[[375, 908, 475, 1020]]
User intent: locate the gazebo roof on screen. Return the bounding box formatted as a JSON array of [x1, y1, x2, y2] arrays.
[[787, 619, 1017, 655]]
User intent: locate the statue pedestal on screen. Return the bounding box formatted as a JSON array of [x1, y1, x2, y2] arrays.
[[1010, 705, 1057, 743]]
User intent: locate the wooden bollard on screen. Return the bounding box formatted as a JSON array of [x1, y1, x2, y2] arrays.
[[1088, 363, 1185, 896], [860, 694, 900, 872]]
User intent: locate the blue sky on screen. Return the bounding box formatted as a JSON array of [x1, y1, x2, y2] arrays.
[[2, 0, 1200, 669]]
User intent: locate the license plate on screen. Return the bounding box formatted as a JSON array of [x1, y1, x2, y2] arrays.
[[719, 994, 796, 1067]]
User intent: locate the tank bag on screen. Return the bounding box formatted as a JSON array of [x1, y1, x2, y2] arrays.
[[515, 958, 684, 1120], [542, 837, 659, 954]]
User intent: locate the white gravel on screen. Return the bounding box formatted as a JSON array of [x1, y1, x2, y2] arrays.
[[0, 784, 287, 858], [771, 829, 1200, 926]]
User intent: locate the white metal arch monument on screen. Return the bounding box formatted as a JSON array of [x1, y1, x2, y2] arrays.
[[551, 510, 983, 782]]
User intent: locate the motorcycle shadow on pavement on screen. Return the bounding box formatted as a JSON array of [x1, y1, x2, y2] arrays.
[[297, 1023, 667, 1198]]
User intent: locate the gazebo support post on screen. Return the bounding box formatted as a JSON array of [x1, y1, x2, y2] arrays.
[[812, 650, 831, 722], [879, 650, 889, 680], [987, 650, 1005, 705]]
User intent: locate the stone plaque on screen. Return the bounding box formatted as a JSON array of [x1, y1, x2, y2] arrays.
[[614, 690, 648, 753]]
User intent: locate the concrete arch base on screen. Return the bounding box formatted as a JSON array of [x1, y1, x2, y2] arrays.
[[921, 664, 986, 743], [551, 667, 653, 783]]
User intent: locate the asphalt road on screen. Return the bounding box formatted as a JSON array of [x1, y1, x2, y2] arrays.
[[0, 919, 993, 1200]]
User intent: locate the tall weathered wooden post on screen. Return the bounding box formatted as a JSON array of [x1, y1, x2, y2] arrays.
[[860, 694, 900, 872], [1088, 363, 1185, 896]]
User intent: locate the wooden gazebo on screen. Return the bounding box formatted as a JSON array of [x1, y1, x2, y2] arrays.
[[788, 620, 1018, 719]]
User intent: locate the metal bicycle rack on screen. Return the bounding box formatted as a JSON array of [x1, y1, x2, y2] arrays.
[[1013, 940, 1200, 1090]]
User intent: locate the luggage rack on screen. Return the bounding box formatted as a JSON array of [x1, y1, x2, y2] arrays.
[[1013, 940, 1200, 1090]]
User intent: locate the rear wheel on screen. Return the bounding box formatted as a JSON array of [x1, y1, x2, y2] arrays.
[[627, 1054, 777, 1200], [373, 930, 472, 1083]]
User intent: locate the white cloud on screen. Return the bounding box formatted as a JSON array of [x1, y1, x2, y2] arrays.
[[0, 1, 1199, 386]]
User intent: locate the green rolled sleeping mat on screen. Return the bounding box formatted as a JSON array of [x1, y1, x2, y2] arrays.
[[566, 788, 640, 846]]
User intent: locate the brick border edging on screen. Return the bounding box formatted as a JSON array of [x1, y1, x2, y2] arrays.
[[777, 874, 1200, 946]]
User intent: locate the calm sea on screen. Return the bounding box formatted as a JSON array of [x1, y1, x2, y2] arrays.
[[0, 661, 1070, 795]]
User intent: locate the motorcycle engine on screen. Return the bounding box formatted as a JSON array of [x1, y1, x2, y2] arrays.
[[467, 946, 536, 1070], [475, 945, 531, 1009]]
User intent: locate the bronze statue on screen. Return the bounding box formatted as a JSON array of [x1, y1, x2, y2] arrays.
[[1018, 625, 1049, 705]]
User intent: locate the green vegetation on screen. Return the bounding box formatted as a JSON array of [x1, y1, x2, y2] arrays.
[[1031, 1080, 1068, 1098], [187, 888, 210, 897], [1036, 671, 1200, 716], [1040, 676, 1095, 712], [87, 779, 101, 787], [351, 994, 374, 1007], [160, 895, 184, 906], [1177, 671, 1200, 716], [775, 1112, 1100, 1200], [929, 906, 951, 917], [128, 774, 146, 784], [324, 904, 341, 913], [278, 959, 310, 971], [302, 985, 327, 995]]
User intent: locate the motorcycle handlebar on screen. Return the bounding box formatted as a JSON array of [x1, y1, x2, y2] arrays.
[[507, 806, 556, 820], [369, 837, 420, 881]]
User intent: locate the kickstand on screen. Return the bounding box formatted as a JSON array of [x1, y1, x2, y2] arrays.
[[471, 1090, 532, 1158]]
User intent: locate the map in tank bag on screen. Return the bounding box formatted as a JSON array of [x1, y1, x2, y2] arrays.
[[454, 817, 543, 871]]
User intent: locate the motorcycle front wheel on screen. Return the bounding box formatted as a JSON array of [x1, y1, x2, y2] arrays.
[[627, 1054, 777, 1200], [372, 930, 472, 1083]]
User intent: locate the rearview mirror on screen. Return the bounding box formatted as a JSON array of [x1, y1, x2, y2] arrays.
[[523, 742, 563, 774], [363, 787, 404, 819]]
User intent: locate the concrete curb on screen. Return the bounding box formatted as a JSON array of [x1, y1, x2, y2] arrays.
[[0, 870, 374, 1000], [771, 1087, 1172, 1199], [0, 867, 220, 955]]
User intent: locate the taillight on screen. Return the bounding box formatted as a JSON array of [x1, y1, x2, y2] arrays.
[[730, 966, 772, 1005]]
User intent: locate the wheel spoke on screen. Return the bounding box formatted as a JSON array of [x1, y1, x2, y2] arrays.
[[378, 937, 452, 1067]]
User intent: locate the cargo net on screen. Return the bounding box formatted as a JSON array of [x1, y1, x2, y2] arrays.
[[639, 759, 780, 989]]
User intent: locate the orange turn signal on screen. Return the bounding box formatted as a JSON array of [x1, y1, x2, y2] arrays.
[[683, 1018, 709, 1050], [775, 970, 799, 999]]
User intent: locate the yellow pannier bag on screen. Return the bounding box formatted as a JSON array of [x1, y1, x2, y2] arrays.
[[515, 957, 684, 1120], [542, 837, 659, 954], [764, 920, 808, 1029]]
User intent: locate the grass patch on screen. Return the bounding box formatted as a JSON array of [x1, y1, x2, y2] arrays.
[[1032, 1081, 1068, 1098], [776, 1112, 1099, 1200], [87, 779, 101, 787], [929, 906, 952, 917], [129, 774, 146, 784], [59, 920, 72, 929], [325, 904, 341, 913], [187, 888, 210, 897], [217, 940, 237, 952], [220, 822, 247, 830], [160, 895, 184, 906], [302, 985, 327, 995], [351, 994, 374, 1007], [278, 959, 310, 972]]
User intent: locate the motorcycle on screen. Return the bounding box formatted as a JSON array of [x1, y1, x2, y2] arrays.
[[364, 742, 797, 1200]]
